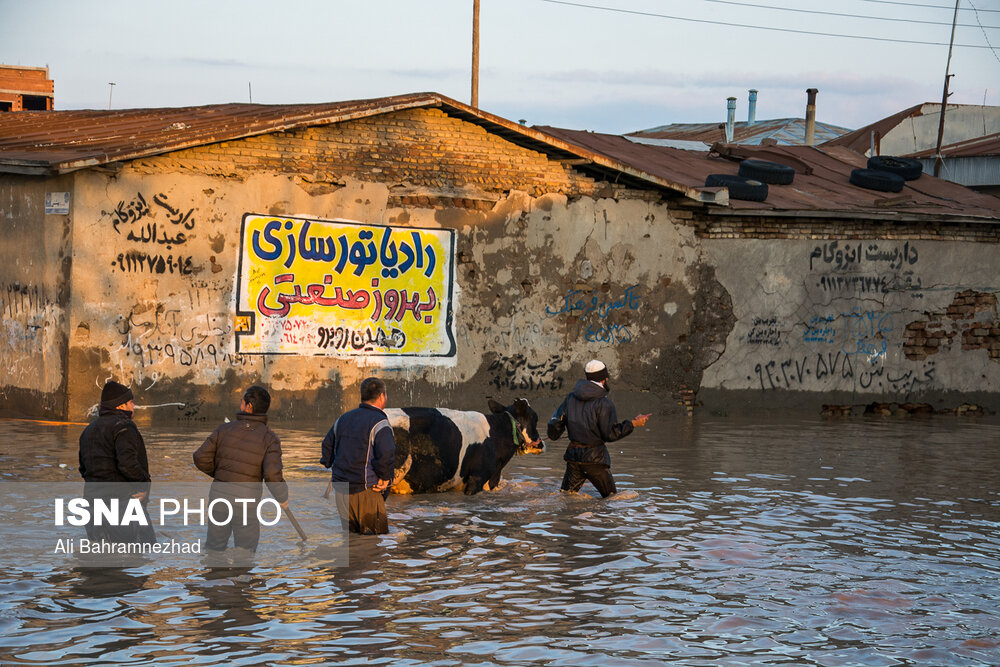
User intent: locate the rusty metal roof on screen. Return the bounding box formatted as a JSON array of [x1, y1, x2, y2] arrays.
[[537, 125, 1000, 222], [629, 118, 851, 146], [821, 103, 924, 154], [2, 92, 997, 221], [0, 92, 588, 175], [0, 92, 723, 203], [908, 132, 1000, 159]]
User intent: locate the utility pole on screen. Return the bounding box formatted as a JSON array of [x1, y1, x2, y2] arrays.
[[471, 0, 480, 108], [107, 82, 116, 110], [934, 0, 960, 177]]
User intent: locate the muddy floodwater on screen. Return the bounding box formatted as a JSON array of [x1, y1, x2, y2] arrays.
[[1, 413, 999, 665]]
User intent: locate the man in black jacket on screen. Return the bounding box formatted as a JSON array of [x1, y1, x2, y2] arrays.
[[321, 377, 395, 535], [78, 380, 155, 544], [194, 385, 288, 554], [547, 360, 650, 498]]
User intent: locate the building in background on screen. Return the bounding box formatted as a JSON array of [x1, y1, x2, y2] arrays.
[[907, 133, 1000, 196], [824, 103, 1000, 157], [825, 103, 1000, 194], [628, 89, 851, 148], [1, 93, 998, 421], [0, 65, 54, 112]]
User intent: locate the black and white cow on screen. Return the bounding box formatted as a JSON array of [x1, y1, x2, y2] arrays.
[[386, 398, 543, 495]]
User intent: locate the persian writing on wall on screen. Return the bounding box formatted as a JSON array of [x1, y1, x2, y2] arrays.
[[235, 214, 456, 357]]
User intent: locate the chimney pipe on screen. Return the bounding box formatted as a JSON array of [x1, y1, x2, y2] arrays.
[[748, 89, 757, 126], [805, 88, 818, 146], [726, 97, 737, 143]]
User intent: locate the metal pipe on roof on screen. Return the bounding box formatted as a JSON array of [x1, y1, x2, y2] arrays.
[[748, 89, 757, 126], [805, 88, 818, 146], [726, 97, 736, 143]]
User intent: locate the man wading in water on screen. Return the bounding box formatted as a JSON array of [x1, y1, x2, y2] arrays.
[[547, 359, 651, 498], [321, 377, 396, 535]]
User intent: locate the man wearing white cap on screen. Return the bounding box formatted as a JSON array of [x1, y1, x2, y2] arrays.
[[547, 359, 650, 497]]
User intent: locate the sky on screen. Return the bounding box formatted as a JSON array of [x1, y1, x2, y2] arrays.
[[1, 0, 998, 134]]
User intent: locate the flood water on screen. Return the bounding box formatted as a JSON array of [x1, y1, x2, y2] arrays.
[[2, 413, 1000, 665]]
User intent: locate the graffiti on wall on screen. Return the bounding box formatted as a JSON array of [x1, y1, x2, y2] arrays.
[[488, 354, 564, 392], [0, 282, 64, 394], [235, 214, 456, 356], [742, 316, 782, 346], [745, 307, 923, 393], [546, 284, 641, 344], [809, 241, 923, 296], [104, 192, 198, 275], [751, 352, 936, 394]]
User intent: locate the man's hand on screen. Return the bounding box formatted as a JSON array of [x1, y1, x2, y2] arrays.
[[279, 500, 290, 510], [372, 478, 390, 492], [131, 491, 148, 502], [632, 413, 652, 427]]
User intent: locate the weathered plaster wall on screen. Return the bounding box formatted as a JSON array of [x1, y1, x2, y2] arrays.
[[0, 175, 72, 417], [699, 234, 1000, 412], [62, 170, 700, 421], [5, 106, 999, 422], [57, 109, 707, 422]]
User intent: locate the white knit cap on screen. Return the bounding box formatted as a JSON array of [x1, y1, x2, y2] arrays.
[[585, 359, 609, 381]]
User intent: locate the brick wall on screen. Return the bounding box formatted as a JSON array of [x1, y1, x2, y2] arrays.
[[904, 290, 1000, 361], [690, 214, 1000, 242], [130, 108, 601, 199]]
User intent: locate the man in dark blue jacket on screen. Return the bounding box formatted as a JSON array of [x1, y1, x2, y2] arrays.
[[321, 377, 395, 534], [547, 360, 650, 498]]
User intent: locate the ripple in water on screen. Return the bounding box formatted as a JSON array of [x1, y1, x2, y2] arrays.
[[1, 415, 999, 664]]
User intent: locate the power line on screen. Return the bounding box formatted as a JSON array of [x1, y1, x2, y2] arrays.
[[855, 0, 1000, 13], [696, 0, 999, 29], [539, 0, 998, 48], [969, 0, 1000, 66]]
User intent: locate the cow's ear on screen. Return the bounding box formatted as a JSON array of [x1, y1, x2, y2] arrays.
[[487, 398, 506, 413]]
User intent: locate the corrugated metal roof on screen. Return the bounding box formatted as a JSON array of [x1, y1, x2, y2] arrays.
[[537, 125, 1000, 222], [915, 156, 1000, 188], [908, 132, 1000, 159], [822, 103, 925, 154], [2, 92, 997, 222], [0, 92, 586, 175], [629, 118, 851, 146], [0, 92, 719, 203], [625, 136, 710, 151]]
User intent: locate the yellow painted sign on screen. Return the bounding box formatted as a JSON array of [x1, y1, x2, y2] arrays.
[[236, 214, 456, 356]]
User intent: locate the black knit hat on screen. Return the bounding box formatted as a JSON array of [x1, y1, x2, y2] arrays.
[[100, 381, 134, 409]]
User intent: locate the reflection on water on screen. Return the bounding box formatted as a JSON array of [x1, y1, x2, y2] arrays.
[[2, 414, 1000, 664]]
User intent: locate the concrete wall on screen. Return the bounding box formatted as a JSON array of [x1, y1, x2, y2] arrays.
[[2, 107, 998, 422], [0, 175, 72, 418], [47, 108, 717, 423], [697, 221, 1000, 414]]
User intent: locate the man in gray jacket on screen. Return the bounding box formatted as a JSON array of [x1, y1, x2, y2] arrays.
[[547, 360, 650, 498], [194, 385, 288, 553]]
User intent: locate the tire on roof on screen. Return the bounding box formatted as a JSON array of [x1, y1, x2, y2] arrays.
[[705, 174, 768, 202], [738, 159, 795, 185], [849, 168, 905, 193], [867, 155, 923, 181]]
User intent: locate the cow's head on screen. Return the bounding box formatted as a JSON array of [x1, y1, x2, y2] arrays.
[[488, 398, 544, 454]]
